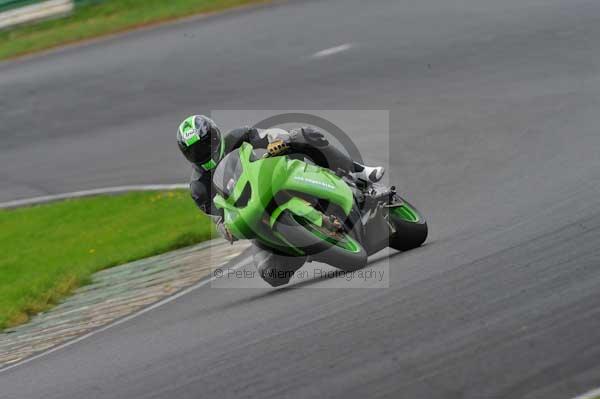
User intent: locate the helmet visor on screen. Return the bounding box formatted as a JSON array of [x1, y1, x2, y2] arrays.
[[184, 130, 221, 165]]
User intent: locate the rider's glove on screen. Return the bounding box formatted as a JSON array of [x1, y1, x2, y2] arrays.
[[215, 218, 237, 244], [267, 139, 290, 156]]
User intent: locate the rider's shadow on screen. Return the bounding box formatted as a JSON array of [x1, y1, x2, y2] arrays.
[[282, 249, 407, 290], [213, 249, 411, 312]]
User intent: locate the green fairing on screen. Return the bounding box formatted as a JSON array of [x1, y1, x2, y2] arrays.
[[213, 143, 354, 248], [281, 159, 353, 215], [269, 197, 323, 228]]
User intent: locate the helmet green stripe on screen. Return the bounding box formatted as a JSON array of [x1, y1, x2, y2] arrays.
[[201, 159, 217, 170]]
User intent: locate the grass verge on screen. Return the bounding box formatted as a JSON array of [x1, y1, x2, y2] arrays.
[[0, 190, 215, 330], [0, 0, 269, 61]]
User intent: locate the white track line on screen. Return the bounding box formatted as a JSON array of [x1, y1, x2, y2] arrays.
[[572, 387, 600, 399], [0, 183, 244, 373], [0, 184, 188, 209], [0, 260, 244, 374], [311, 43, 354, 58]]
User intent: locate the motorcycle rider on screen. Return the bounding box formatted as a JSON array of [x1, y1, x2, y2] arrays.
[[176, 115, 384, 286]]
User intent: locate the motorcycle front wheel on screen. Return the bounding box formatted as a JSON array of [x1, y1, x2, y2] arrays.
[[388, 199, 428, 251], [273, 211, 367, 271]]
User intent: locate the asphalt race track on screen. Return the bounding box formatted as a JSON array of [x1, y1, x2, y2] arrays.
[[2, 0, 600, 398]]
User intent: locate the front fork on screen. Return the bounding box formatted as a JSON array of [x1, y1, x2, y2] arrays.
[[360, 185, 404, 255]]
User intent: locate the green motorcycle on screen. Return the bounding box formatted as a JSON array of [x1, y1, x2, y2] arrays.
[[213, 142, 428, 272]]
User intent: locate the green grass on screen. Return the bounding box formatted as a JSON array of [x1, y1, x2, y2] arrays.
[[0, 0, 268, 61], [0, 190, 215, 330]]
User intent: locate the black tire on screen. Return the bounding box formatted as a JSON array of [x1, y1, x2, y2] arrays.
[[273, 211, 367, 271], [388, 199, 428, 251]]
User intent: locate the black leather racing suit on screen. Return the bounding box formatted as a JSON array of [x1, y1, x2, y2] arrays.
[[189, 126, 357, 286]]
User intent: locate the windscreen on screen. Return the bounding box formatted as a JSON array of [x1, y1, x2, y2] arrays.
[[213, 149, 244, 198]]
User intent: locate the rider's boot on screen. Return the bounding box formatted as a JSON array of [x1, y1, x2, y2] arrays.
[[352, 162, 385, 184]]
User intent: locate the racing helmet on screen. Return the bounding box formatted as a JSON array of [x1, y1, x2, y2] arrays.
[[177, 115, 224, 170]]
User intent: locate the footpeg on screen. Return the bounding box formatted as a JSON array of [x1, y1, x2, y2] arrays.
[[323, 215, 343, 232]]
